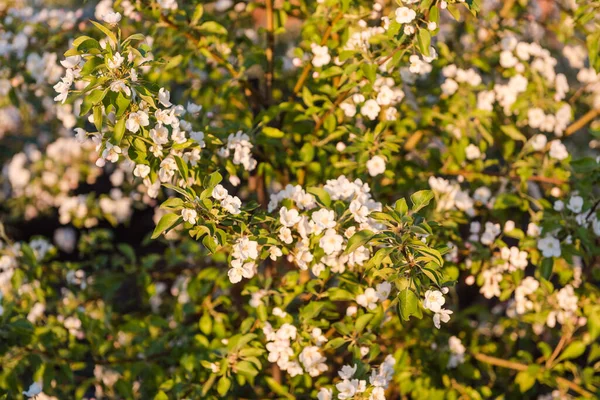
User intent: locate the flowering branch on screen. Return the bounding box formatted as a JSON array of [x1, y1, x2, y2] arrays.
[[292, 11, 344, 95]]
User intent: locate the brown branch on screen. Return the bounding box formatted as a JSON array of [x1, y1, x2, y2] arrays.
[[442, 169, 566, 186], [499, 0, 517, 18], [377, 45, 406, 67], [265, 0, 275, 105], [404, 130, 424, 151], [565, 108, 599, 136], [586, 198, 600, 220], [474, 352, 528, 371], [546, 332, 570, 368], [473, 353, 595, 398], [450, 378, 473, 400], [312, 90, 351, 134], [292, 11, 344, 95]]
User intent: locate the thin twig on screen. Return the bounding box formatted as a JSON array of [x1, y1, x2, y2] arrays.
[[442, 169, 567, 186], [404, 130, 424, 151], [473, 353, 525, 371], [450, 378, 473, 400], [312, 90, 351, 134], [585, 198, 600, 220], [377, 44, 407, 67], [292, 12, 344, 95], [545, 332, 570, 368], [565, 108, 599, 136]]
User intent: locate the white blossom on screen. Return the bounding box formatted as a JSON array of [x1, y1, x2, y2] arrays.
[[366, 155, 386, 176], [395, 7, 416, 24], [538, 235, 561, 258], [423, 289, 445, 313], [181, 208, 197, 225]]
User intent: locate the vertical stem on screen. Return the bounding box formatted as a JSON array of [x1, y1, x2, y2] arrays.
[[265, 0, 275, 105], [292, 11, 343, 95], [546, 331, 570, 368]]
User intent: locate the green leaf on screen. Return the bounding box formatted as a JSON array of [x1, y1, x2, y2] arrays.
[[235, 361, 258, 378], [175, 156, 189, 180], [327, 288, 354, 301], [154, 391, 169, 400], [64, 47, 81, 57], [319, 66, 344, 79], [152, 213, 182, 239], [413, 244, 444, 267], [265, 377, 293, 399], [500, 125, 527, 142], [299, 143, 315, 163], [201, 374, 217, 396], [163, 183, 194, 200], [324, 337, 347, 350], [262, 127, 285, 138], [464, 0, 481, 15], [161, 198, 184, 210], [540, 258, 553, 280], [165, 55, 184, 70], [93, 105, 103, 132], [80, 88, 108, 116], [420, 0, 434, 11], [117, 243, 136, 263], [74, 37, 101, 53], [217, 376, 231, 396], [587, 306, 600, 341], [113, 116, 126, 145], [115, 91, 131, 118], [417, 29, 431, 56], [123, 33, 146, 43], [588, 32, 600, 72], [558, 341, 586, 362], [137, 86, 157, 108], [199, 313, 212, 335], [364, 247, 393, 271], [72, 35, 96, 48], [300, 302, 326, 320], [395, 198, 408, 215], [80, 56, 103, 75], [302, 86, 314, 106], [410, 190, 434, 212], [191, 5, 204, 25], [421, 267, 441, 285], [205, 171, 223, 189], [344, 229, 374, 255], [8, 88, 19, 107], [159, 380, 174, 391], [307, 187, 331, 207], [355, 313, 373, 333], [361, 63, 377, 84], [494, 193, 523, 210], [429, 6, 440, 25], [90, 20, 118, 46], [202, 235, 218, 253], [398, 288, 419, 321], [515, 370, 536, 392], [198, 21, 228, 35], [446, 4, 462, 20]]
